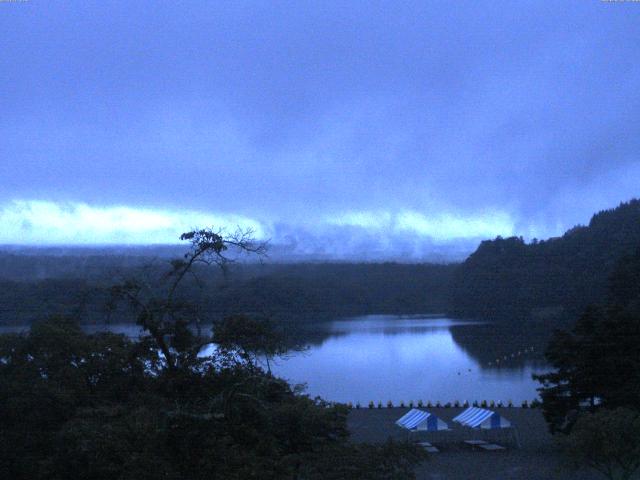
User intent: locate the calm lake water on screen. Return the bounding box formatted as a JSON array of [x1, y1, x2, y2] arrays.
[[0, 314, 549, 404], [269, 315, 548, 404]]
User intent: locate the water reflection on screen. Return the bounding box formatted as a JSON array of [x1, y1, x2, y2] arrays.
[[269, 315, 548, 404], [449, 323, 549, 369]]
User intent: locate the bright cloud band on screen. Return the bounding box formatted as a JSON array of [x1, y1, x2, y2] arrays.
[[325, 210, 515, 242], [0, 200, 265, 244], [0, 200, 516, 245]]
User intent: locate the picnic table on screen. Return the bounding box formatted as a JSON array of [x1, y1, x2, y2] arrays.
[[478, 443, 506, 451], [464, 440, 505, 451], [464, 440, 487, 450], [417, 441, 440, 453]]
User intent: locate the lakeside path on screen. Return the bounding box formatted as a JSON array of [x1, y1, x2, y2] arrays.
[[348, 408, 600, 480]]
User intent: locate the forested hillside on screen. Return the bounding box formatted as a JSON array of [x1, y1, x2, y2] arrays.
[[0, 262, 455, 326], [450, 199, 640, 324]]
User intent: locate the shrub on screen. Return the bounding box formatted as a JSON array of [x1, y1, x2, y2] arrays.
[[563, 408, 640, 480]]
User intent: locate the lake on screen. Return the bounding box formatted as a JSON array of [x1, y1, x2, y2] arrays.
[[268, 315, 549, 405], [0, 314, 549, 405]]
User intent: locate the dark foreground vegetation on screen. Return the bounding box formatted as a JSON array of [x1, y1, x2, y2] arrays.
[[0, 316, 427, 480], [535, 246, 640, 431], [0, 229, 425, 479], [533, 246, 640, 479]]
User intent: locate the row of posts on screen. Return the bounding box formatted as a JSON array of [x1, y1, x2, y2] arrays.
[[342, 399, 541, 409]]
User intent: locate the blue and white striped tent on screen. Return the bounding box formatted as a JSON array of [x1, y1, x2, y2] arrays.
[[452, 407, 511, 429], [395, 409, 450, 431]]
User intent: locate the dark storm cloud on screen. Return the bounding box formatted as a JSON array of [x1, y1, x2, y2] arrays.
[[1, 0, 639, 250]]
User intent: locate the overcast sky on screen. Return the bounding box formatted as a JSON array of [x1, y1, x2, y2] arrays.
[[1, 1, 639, 258]]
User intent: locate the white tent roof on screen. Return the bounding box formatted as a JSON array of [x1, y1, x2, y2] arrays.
[[452, 407, 512, 429], [395, 409, 450, 431]]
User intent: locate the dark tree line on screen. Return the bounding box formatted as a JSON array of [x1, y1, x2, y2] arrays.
[[450, 199, 640, 324], [532, 248, 640, 480], [0, 261, 456, 326], [534, 247, 640, 433]]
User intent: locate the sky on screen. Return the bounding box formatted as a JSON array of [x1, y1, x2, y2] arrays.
[[1, 1, 639, 259]]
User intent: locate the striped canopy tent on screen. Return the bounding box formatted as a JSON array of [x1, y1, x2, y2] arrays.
[[452, 407, 512, 429], [395, 409, 450, 432]]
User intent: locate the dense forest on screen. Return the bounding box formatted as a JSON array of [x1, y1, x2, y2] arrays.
[[0, 260, 456, 326], [450, 199, 640, 325]]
